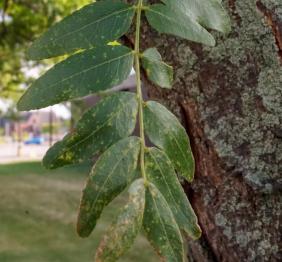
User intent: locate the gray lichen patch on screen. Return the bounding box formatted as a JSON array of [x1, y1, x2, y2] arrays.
[[141, 1, 282, 193], [139, 0, 282, 260], [163, 0, 282, 192]]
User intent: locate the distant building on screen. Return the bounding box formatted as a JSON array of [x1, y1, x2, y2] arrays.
[[0, 74, 141, 138], [20, 111, 63, 134], [1, 110, 65, 137]]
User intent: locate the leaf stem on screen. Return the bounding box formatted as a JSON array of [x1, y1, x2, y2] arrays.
[[134, 0, 147, 183]]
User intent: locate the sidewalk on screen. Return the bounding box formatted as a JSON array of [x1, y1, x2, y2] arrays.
[[0, 143, 50, 164]]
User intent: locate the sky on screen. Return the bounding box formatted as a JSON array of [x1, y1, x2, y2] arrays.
[[0, 10, 11, 23], [0, 100, 10, 112]]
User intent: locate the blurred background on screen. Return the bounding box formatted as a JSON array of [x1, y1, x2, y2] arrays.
[[0, 1, 156, 261], [2, 1, 281, 261]]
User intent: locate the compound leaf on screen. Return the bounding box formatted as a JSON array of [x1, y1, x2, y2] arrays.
[[162, 0, 231, 34], [77, 136, 141, 238], [145, 4, 215, 46], [141, 48, 173, 89], [43, 92, 138, 169], [144, 101, 195, 182], [95, 179, 146, 262], [18, 45, 133, 111], [143, 183, 184, 262], [28, 0, 135, 60], [145, 148, 201, 239]]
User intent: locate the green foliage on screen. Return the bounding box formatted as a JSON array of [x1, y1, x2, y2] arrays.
[[141, 48, 173, 89], [77, 136, 141, 238], [161, 0, 231, 34], [43, 92, 138, 169], [0, 0, 91, 100], [145, 148, 201, 239], [144, 101, 195, 181], [27, 1, 135, 60], [146, 4, 216, 46], [95, 179, 146, 262], [17, 45, 134, 110], [143, 182, 184, 262], [17, 0, 230, 261]]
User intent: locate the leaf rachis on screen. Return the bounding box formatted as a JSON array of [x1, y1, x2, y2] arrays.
[[17, 0, 230, 260], [134, 0, 147, 184]]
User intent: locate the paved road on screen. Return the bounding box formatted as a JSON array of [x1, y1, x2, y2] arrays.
[[0, 143, 50, 164]]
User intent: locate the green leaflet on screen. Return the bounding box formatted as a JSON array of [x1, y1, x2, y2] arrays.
[[145, 4, 215, 46], [17, 45, 133, 110], [18, 0, 231, 260], [77, 136, 141, 238], [145, 148, 201, 239], [141, 48, 173, 89], [162, 0, 231, 34], [144, 101, 195, 182], [95, 179, 146, 262], [43, 92, 138, 169], [27, 0, 135, 60], [143, 183, 184, 262]]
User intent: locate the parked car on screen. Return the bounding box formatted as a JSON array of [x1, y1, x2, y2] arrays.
[[24, 137, 44, 145]]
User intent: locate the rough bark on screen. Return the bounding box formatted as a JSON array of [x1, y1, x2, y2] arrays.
[[128, 0, 282, 261]]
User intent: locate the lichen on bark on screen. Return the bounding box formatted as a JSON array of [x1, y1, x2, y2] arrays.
[[141, 0, 282, 193], [185, 0, 282, 192], [200, 0, 282, 192], [128, 0, 282, 261]]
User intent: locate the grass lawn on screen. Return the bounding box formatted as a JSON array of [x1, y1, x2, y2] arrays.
[[0, 162, 158, 262]]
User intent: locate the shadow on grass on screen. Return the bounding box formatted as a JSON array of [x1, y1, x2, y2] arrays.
[[0, 161, 92, 177], [0, 162, 158, 262]]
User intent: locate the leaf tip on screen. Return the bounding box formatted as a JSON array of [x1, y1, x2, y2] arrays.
[[188, 223, 202, 240], [186, 172, 195, 183], [224, 22, 232, 35], [16, 96, 28, 112], [209, 37, 216, 47], [42, 155, 54, 170], [17, 95, 38, 112], [76, 218, 92, 238]]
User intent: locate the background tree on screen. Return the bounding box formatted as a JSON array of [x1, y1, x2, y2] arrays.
[[0, 0, 90, 100], [4, 105, 23, 156], [2, 0, 281, 260], [129, 0, 281, 261]]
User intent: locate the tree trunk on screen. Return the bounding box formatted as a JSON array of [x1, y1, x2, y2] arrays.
[[129, 0, 282, 261]]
